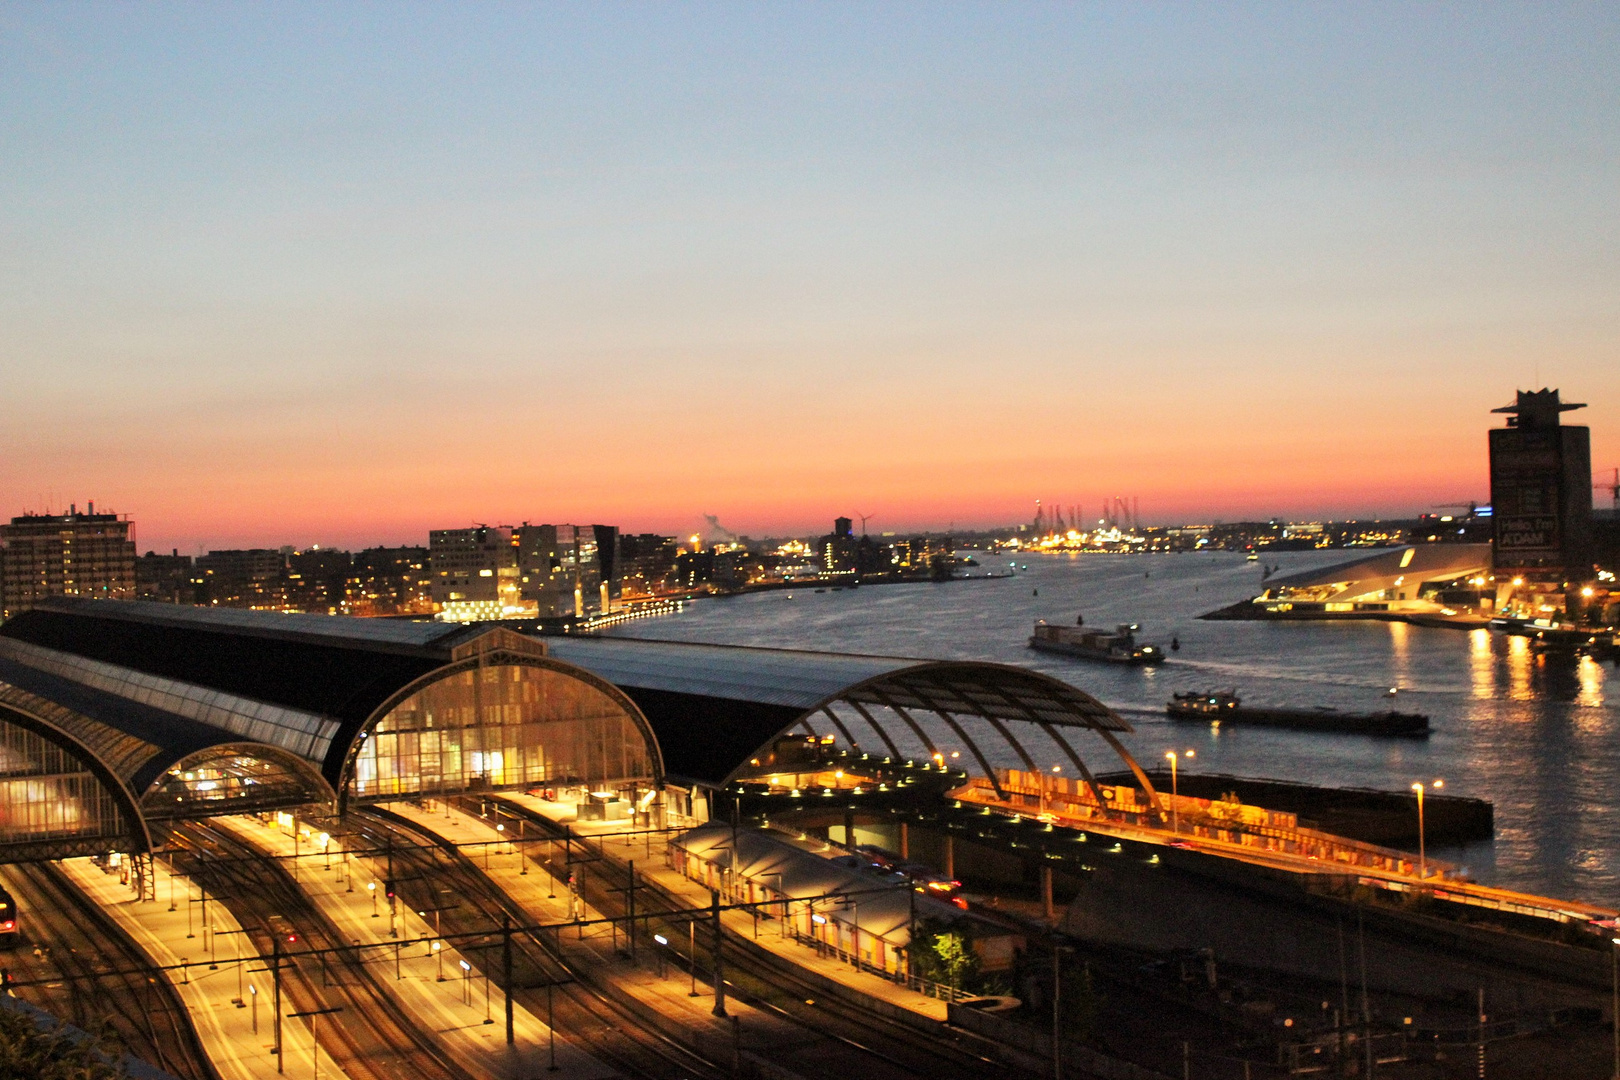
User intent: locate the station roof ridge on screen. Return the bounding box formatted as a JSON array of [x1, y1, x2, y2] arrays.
[[545, 634, 1126, 729], [0, 600, 450, 743], [567, 632, 940, 665], [20, 596, 475, 659]]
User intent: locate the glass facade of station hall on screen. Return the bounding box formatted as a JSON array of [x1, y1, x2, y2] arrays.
[[349, 661, 657, 801], [0, 712, 134, 851]]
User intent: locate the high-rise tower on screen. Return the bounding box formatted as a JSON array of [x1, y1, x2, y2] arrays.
[[1488, 389, 1593, 609]]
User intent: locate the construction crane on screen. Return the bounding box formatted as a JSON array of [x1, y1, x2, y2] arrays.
[[1597, 468, 1620, 511]]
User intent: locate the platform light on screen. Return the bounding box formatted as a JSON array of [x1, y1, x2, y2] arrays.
[[654, 935, 669, 946]]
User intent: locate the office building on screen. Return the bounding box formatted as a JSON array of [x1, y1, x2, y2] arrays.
[[517, 524, 621, 617], [618, 534, 678, 596], [135, 550, 196, 605], [429, 526, 518, 619], [0, 504, 136, 620], [822, 517, 857, 573], [347, 546, 432, 616], [194, 548, 287, 609]]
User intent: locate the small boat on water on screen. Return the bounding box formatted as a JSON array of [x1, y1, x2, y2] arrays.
[[1167, 689, 1430, 737], [1029, 619, 1165, 665]]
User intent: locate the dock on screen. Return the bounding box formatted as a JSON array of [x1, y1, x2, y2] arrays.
[[1097, 768, 1494, 846]]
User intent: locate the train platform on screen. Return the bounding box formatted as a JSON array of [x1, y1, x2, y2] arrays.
[[371, 800, 782, 1064], [218, 814, 618, 1080], [59, 853, 344, 1080], [493, 794, 952, 1024]]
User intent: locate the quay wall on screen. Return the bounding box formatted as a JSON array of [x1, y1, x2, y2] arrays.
[[1062, 847, 1610, 1016]]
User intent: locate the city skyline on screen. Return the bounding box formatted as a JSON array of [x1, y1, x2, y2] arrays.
[[3, 3, 1616, 553]]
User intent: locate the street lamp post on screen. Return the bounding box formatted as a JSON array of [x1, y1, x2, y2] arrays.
[[688, 919, 699, 997], [1611, 936, 1619, 1080], [1165, 750, 1194, 834], [368, 881, 378, 918], [1410, 779, 1443, 880]]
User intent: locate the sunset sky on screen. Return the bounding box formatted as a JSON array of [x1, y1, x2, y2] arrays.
[[2, 3, 1615, 552]]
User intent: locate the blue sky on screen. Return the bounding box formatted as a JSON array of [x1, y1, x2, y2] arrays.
[[2, 3, 1615, 548]]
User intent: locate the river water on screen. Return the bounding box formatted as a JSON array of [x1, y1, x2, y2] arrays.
[[607, 550, 1618, 904]]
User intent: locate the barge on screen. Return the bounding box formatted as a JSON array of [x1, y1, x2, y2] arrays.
[[1168, 689, 1430, 737], [1029, 619, 1165, 665]]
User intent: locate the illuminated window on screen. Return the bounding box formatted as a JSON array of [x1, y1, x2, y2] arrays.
[[351, 664, 654, 799]]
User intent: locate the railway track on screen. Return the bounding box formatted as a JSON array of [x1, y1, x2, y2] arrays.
[[379, 800, 1032, 1080], [348, 807, 728, 1080], [0, 861, 219, 1080], [168, 820, 473, 1080]]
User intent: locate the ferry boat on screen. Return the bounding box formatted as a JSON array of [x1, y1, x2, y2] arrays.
[[1167, 689, 1430, 737], [1028, 619, 1165, 665]]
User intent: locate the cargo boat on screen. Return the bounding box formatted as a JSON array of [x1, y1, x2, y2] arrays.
[[1029, 620, 1165, 665], [1167, 689, 1429, 737]]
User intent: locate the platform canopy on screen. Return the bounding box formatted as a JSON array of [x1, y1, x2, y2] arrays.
[[544, 636, 1158, 806]]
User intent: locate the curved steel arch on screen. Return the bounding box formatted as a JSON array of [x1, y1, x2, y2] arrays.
[[721, 659, 1164, 815], [140, 741, 339, 820], [0, 698, 155, 859], [334, 649, 666, 813]]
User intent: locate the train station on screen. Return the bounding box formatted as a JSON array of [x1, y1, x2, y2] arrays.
[[3, 598, 1619, 1080], [0, 598, 1159, 870]]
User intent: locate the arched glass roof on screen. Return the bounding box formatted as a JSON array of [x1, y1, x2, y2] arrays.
[[544, 636, 1157, 806]]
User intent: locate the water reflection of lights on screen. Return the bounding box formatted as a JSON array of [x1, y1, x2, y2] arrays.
[[1387, 621, 1412, 689], [1468, 628, 1494, 699], [1506, 634, 1533, 701], [1576, 656, 1606, 710]]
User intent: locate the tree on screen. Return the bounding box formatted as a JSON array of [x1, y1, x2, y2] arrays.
[[0, 1006, 129, 1079], [910, 918, 981, 995]]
